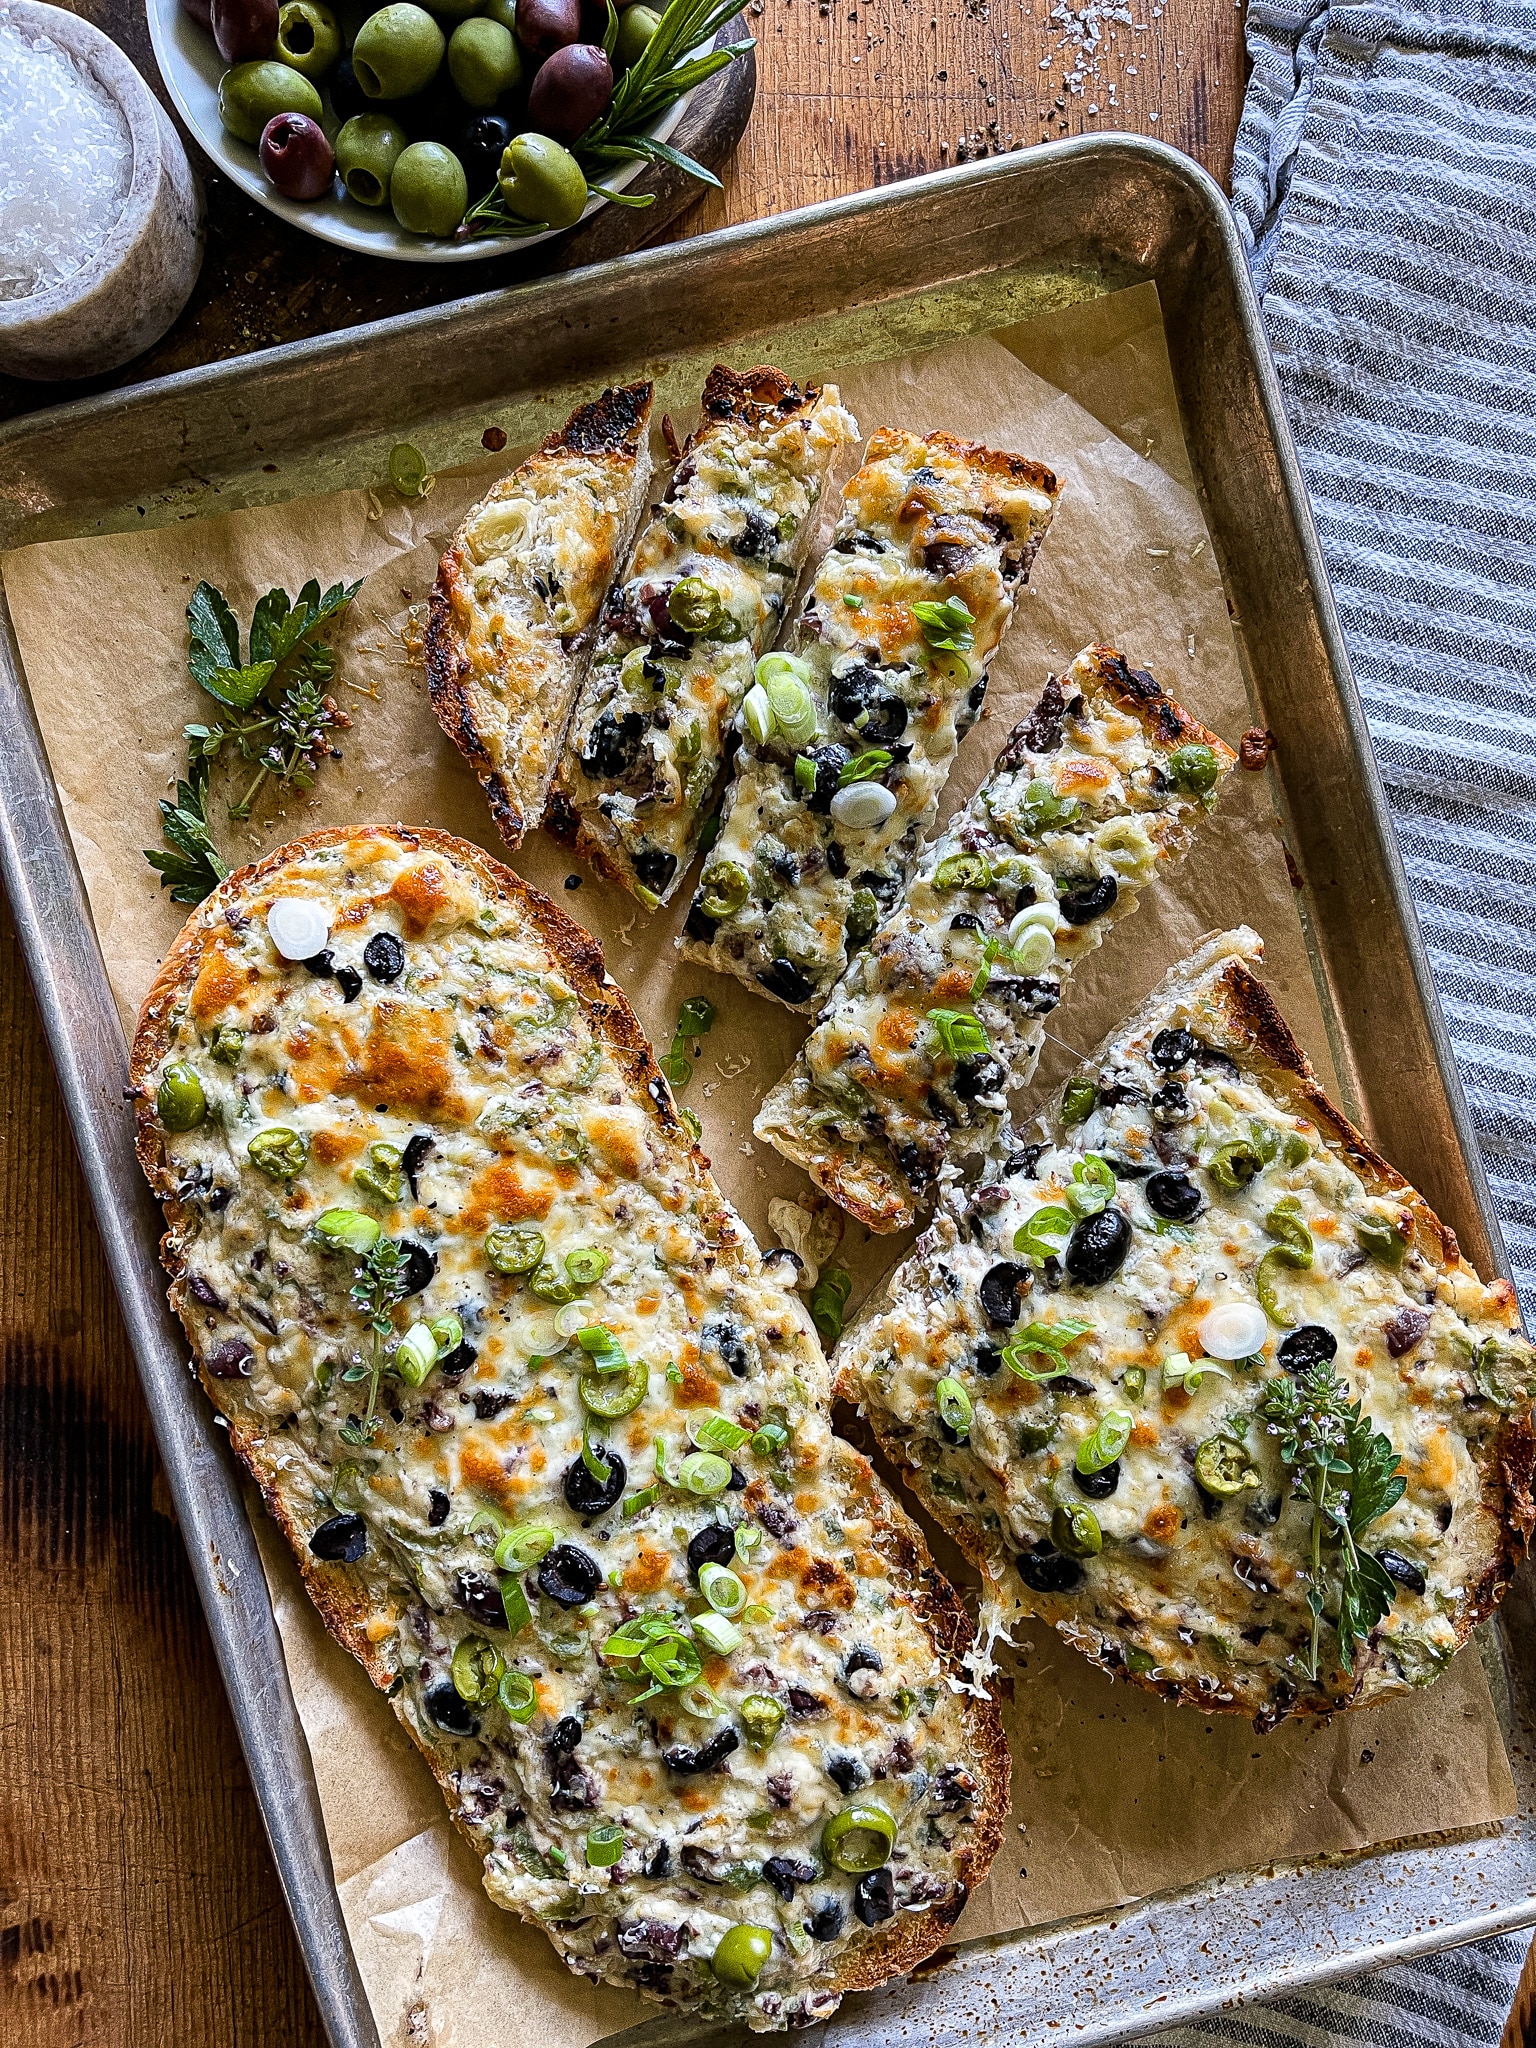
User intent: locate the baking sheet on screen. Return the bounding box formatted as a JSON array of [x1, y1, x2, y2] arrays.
[[0, 281, 1516, 2048]]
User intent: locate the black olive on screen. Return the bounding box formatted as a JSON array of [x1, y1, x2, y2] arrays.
[[798, 743, 851, 814], [1146, 1170, 1203, 1222], [538, 1541, 601, 1607], [582, 708, 646, 778], [844, 1645, 882, 1681], [334, 964, 363, 1002], [1059, 875, 1119, 925], [424, 1679, 477, 1736], [438, 1340, 478, 1379], [1004, 1144, 1046, 1179], [1073, 1460, 1120, 1499], [1150, 1027, 1196, 1071], [401, 1132, 433, 1197], [302, 948, 335, 977], [633, 847, 677, 895], [763, 1856, 818, 1901], [687, 1523, 738, 1579], [1277, 1324, 1339, 1373], [702, 1317, 753, 1378], [826, 1753, 869, 1792], [734, 506, 778, 559], [856, 694, 908, 746], [550, 1715, 584, 1753], [949, 912, 984, 932], [987, 974, 1061, 1017], [979, 1261, 1030, 1327], [564, 1448, 627, 1516], [806, 1898, 845, 1942], [1376, 1549, 1427, 1594], [1053, 1374, 1095, 1397], [1065, 1208, 1132, 1285], [1151, 1080, 1190, 1124], [854, 1870, 896, 1925], [1017, 1543, 1084, 1593], [828, 663, 879, 728], [207, 1337, 254, 1379], [855, 868, 902, 911], [309, 1512, 366, 1562], [645, 1840, 671, 1878], [364, 932, 405, 982], [456, 1569, 508, 1628], [727, 1463, 748, 1490], [427, 1488, 450, 1527], [974, 1342, 1004, 1376], [684, 899, 719, 944], [456, 110, 515, 194], [757, 958, 816, 1006], [953, 1053, 1007, 1101], [398, 1240, 437, 1295], [663, 1725, 740, 1774]]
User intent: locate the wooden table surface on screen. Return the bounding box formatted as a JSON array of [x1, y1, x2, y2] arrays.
[[0, 7, 1244, 2039]]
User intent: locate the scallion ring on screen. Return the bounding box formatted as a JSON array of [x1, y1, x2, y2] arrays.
[[699, 1563, 747, 1616], [498, 1669, 538, 1723], [451, 1633, 504, 1705], [1075, 1406, 1132, 1474], [494, 1524, 555, 1572], [678, 1451, 733, 1496], [585, 1822, 625, 1869], [935, 1376, 973, 1437], [692, 1610, 742, 1655]]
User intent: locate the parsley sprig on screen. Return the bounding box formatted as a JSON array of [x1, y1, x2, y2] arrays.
[[1259, 1364, 1407, 1681], [145, 577, 360, 904], [340, 1237, 409, 1445]]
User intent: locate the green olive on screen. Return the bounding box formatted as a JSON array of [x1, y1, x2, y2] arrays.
[[217, 59, 324, 144], [209, 1024, 245, 1066], [820, 1799, 895, 1874], [497, 131, 588, 230], [447, 16, 521, 105], [1051, 1501, 1102, 1558], [613, 2, 660, 66], [668, 575, 725, 634], [479, 0, 517, 27], [1356, 1213, 1409, 1267], [353, 1141, 405, 1204], [527, 1258, 577, 1305], [1167, 742, 1220, 796], [1194, 1436, 1260, 1499], [247, 1125, 310, 1180], [579, 1356, 649, 1418], [275, 0, 341, 76], [846, 886, 879, 946], [484, 1224, 545, 1276], [710, 1923, 774, 1990], [335, 112, 408, 204], [696, 859, 750, 921], [1016, 1413, 1058, 1455], [738, 1693, 785, 1750], [390, 140, 468, 234], [350, 4, 445, 99], [156, 1061, 207, 1132], [1061, 1077, 1097, 1127]]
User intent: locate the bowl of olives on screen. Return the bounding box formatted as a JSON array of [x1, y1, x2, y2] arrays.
[[146, 0, 747, 260]]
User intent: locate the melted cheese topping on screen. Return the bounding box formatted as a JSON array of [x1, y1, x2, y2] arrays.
[[840, 930, 1535, 1723], [138, 830, 991, 2028], [558, 384, 858, 905], [754, 646, 1233, 1230], [681, 428, 1058, 1009]]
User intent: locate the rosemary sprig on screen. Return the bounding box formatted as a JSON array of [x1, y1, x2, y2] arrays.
[[1260, 1364, 1407, 1681], [340, 1237, 409, 1445], [462, 0, 752, 238]]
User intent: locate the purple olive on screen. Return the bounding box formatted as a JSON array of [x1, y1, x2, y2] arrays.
[[180, 0, 215, 30], [260, 110, 336, 198], [515, 0, 582, 58], [526, 41, 612, 143], [213, 0, 279, 63]]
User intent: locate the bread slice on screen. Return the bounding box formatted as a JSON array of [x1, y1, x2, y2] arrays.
[[755, 645, 1236, 1232], [837, 928, 1536, 1729], [678, 426, 1060, 1011], [427, 382, 655, 848], [130, 825, 1007, 2026], [549, 366, 859, 908]]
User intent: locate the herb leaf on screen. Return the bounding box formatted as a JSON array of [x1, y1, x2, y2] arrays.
[[143, 758, 231, 905]]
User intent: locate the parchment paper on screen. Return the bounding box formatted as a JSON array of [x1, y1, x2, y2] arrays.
[[2, 283, 1516, 2048]]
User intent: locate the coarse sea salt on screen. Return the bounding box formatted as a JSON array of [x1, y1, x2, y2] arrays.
[[0, 18, 132, 303]]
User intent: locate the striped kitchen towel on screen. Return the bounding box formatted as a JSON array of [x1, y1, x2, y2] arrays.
[[1139, 1, 1536, 2042]]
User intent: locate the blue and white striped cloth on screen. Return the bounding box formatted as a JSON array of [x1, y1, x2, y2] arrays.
[[1143, 1, 1536, 2041]]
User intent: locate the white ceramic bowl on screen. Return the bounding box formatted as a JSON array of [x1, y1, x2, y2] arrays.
[[0, 0, 204, 379], [145, 0, 697, 264]]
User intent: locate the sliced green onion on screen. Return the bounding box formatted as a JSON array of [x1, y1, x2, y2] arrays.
[[692, 1411, 753, 1453], [585, 1822, 625, 1868], [499, 1669, 538, 1722], [500, 1574, 532, 1637], [1010, 924, 1056, 975], [838, 747, 894, 787], [395, 1321, 439, 1387], [742, 683, 773, 746], [699, 1563, 747, 1616], [428, 1314, 464, 1355], [623, 1483, 660, 1517], [843, 592, 864, 609], [1075, 1406, 1132, 1474], [1067, 1154, 1116, 1218], [795, 753, 818, 792], [1061, 1078, 1098, 1126], [1161, 1351, 1230, 1393], [678, 1451, 732, 1496], [692, 1610, 742, 1655], [1002, 1317, 1093, 1381], [1356, 1212, 1408, 1268], [759, 663, 818, 747], [581, 1417, 613, 1484], [742, 1602, 773, 1624], [494, 1524, 555, 1572], [750, 1422, 789, 1456], [1122, 1365, 1147, 1402], [734, 1523, 764, 1564], [928, 1007, 990, 1060], [676, 997, 716, 1037], [451, 1634, 503, 1704], [314, 1208, 382, 1254], [680, 1679, 726, 1720], [680, 1107, 703, 1142], [469, 1506, 507, 1544], [565, 1246, 609, 1285], [576, 1324, 628, 1370], [1013, 1204, 1073, 1263], [935, 1376, 972, 1436], [810, 1267, 853, 1347], [912, 595, 975, 652]]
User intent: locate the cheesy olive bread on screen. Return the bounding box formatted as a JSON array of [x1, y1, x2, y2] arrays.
[[130, 826, 1007, 2027], [679, 427, 1060, 1010], [837, 928, 1536, 1728], [427, 383, 655, 848], [550, 367, 859, 908], [755, 646, 1236, 1232]]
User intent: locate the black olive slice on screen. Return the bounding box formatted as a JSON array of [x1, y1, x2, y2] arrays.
[[686, 1523, 738, 1579], [1064, 1207, 1132, 1285], [398, 1239, 438, 1295], [974, 1342, 1004, 1376], [549, 1715, 584, 1753], [684, 900, 719, 944], [581, 708, 646, 778], [979, 1261, 1030, 1327], [1059, 875, 1119, 925], [763, 1856, 819, 1901], [1376, 1548, 1427, 1594], [427, 1488, 450, 1527], [757, 958, 816, 1006], [633, 847, 677, 894], [207, 1337, 254, 1379], [424, 1679, 477, 1736], [563, 1448, 626, 1516], [1073, 1460, 1120, 1499], [401, 1132, 433, 1196], [1150, 1027, 1196, 1071], [301, 949, 335, 977], [806, 1898, 844, 1941], [538, 1541, 601, 1607], [663, 1726, 740, 1774], [335, 965, 363, 1002], [456, 1569, 508, 1628], [1277, 1324, 1339, 1373], [854, 1870, 895, 1925], [953, 1053, 1007, 1100], [1017, 1543, 1084, 1592], [1146, 1170, 1204, 1222], [826, 1753, 868, 1792], [309, 1512, 366, 1562], [363, 931, 405, 983]]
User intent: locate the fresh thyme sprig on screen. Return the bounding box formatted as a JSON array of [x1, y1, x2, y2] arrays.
[[340, 1237, 409, 1445], [462, 0, 753, 239], [1260, 1364, 1407, 1681], [145, 576, 361, 904]]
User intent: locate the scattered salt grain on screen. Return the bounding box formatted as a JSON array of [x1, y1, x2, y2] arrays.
[[0, 19, 131, 303]]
